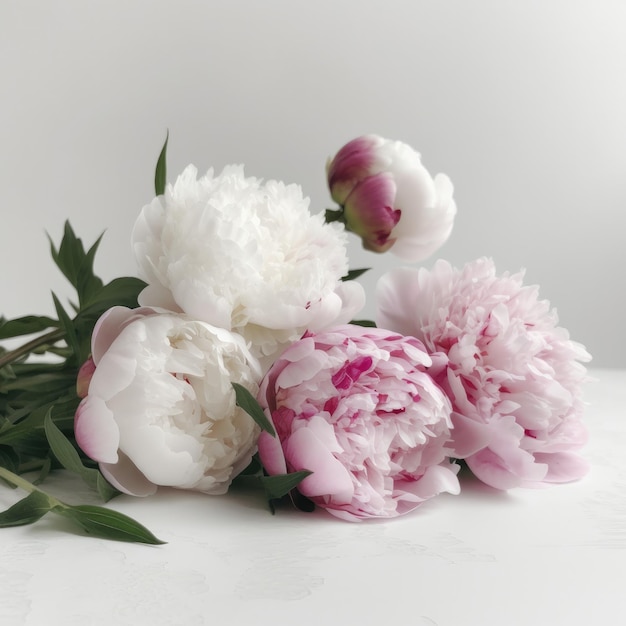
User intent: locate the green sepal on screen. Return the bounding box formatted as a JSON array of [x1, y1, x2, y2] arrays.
[[350, 319, 377, 328], [154, 131, 169, 196], [341, 268, 370, 282], [325, 208, 345, 224], [232, 382, 276, 437], [55, 504, 166, 545], [0, 490, 52, 527], [260, 470, 312, 500]]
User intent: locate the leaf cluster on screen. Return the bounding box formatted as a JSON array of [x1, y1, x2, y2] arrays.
[[0, 222, 151, 541]]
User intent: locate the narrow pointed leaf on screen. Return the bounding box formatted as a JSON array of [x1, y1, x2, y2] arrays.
[[0, 446, 19, 475], [350, 319, 377, 328], [342, 268, 370, 282], [0, 490, 52, 527], [95, 472, 119, 502], [232, 382, 275, 436], [44, 411, 119, 502], [260, 470, 312, 500], [51, 293, 79, 359], [44, 410, 85, 474], [0, 316, 59, 340], [154, 131, 169, 195], [56, 504, 165, 544]]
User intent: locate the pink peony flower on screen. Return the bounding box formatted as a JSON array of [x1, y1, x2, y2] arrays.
[[376, 258, 592, 490], [256, 324, 460, 521], [326, 135, 456, 261]]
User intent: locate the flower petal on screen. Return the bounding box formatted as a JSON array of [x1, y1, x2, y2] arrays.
[[74, 396, 120, 464], [100, 451, 157, 497], [285, 427, 354, 503]]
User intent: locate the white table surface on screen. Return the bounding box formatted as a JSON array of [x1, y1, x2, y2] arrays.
[[1, 368, 624, 626]]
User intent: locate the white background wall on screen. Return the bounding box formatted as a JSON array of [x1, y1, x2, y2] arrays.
[[1, 0, 624, 367]]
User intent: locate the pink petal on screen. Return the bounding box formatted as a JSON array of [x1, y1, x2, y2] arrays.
[[466, 445, 547, 490], [285, 427, 354, 503], [395, 463, 461, 515], [74, 396, 120, 464], [257, 430, 288, 476], [450, 411, 495, 457], [532, 452, 590, 484]]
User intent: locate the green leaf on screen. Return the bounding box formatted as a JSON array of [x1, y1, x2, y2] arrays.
[[0, 316, 59, 340], [232, 382, 275, 436], [95, 472, 119, 502], [44, 411, 119, 502], [260, 470, 312, 500], [55, 504, 166, 544], [154, 131, 169, 196], [78, 233, 105, 305], [51, 292, 80, 361], [44, 410, 85, 475], [350, 319, 377, 328], [47, 222, 104, 308], [1, 371, 77, 393], [0, 490, 52, 527], [0, 446, 20, 475], [78, 276, 146, 316], [342, 268, 370, 282], [238, 454, 262, 476], [33, 457, 52, 485]]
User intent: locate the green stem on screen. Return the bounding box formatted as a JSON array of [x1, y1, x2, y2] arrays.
[[0, 465, 39, 494], [0, 465, 64, 508], [0, 328, 65, 370], [18, 459, 47, 473]]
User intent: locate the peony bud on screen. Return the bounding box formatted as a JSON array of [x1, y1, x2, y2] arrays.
[[326, 135, 457, 262]]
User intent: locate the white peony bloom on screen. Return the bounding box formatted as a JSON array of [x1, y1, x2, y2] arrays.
[[132, 165, 365, 362], [74, 306, 262, 496]]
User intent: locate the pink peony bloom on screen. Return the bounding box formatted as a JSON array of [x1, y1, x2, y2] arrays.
[[326, 135, 456, 261], [376, 258, 592, 490], [257, 324, 460, 521]]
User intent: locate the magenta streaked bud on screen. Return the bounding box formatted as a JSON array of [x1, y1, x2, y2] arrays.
[[326, 135, 457, 262], [343, 172, 401, 253]]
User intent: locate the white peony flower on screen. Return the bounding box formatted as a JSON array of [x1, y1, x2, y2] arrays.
[[74, 306, 262, 496], [132, 165, 365, 363]]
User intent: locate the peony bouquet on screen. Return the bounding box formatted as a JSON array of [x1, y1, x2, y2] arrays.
[[0, 134, 591, 543]]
